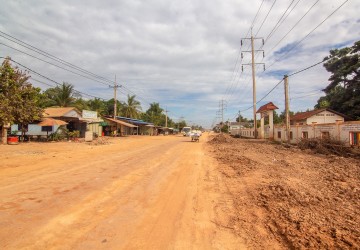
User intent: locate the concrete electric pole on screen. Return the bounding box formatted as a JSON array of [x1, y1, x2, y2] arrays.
[[241, 29, 265, 139], [111, 75, 121, 119], [284, 75, 290, 143]]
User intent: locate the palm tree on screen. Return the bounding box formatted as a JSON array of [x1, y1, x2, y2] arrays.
[[88, 98, 106, 116], [44, 82, 78, 107], [56, 82, 79, 107], [122, 95, 142, 118]]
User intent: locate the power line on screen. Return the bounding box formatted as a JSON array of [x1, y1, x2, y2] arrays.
[[267, 0, 320, 56], [2, 56, 106, 100], [0, 42, 111, 87], [0, 31, 156, 106], [288, 59, 326, 77], [0, 30, 114, 84], [290, 90, 322, 100], [223, 0, 266, 100], [266, 0, 349, 71], [254, 0, 278, 37], [264, 0, 296, 42]]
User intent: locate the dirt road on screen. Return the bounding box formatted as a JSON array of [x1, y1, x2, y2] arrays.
[[2, 133, 359, 249], [0, 134, 243, 249], [208, 134, 360, 249]]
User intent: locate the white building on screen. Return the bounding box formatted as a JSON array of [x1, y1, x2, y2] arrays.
[[290, 108, 346, 125]]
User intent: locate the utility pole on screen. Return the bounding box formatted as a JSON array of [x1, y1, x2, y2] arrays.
[[241, 29, 265, 139], [220, 99, 227, 128], [165, 108, 168, 128], [284, 75, 290, 143], [111, 75, 121, 119]]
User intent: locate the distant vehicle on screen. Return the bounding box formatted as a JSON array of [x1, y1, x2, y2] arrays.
[[190, 130, 201, 142], [181, 127, 191, 136]]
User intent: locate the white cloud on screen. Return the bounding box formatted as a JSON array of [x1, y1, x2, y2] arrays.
[[0, 0, 359, 127]]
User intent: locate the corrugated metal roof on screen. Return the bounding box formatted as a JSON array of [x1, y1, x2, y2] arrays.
[[43, 107, 80, 117], [103, 117, 138, 128], [116, 116, 154, 126]]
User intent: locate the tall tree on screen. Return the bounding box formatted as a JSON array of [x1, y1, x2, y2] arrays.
[[142, 102, 166, 126], [315, 40, 360, 119], [88, 98, 106, 116], [44, 82, 79, 107], [105, 98, 123, 117], [122, 94, 142, 118], [73, 98, 89, 111], [0, 58, 43, 142]]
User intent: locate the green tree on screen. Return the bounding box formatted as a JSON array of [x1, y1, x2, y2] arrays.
[[142, 102, 166, 126], [315, 40, 360, 119], [122, 94, 142, 118], [0, 58, 43, 142], [88, 98, 106, 115], [105, 98, 123, 117], [73, 98, 89, 111], [44, 82, 79, 107]]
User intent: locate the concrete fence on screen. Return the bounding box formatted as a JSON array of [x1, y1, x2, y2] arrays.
[[233, 121, 360, 146]]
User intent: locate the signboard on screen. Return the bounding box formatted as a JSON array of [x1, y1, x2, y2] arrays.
[[342, 124, 360, 131], [82, 110, 98, 119], [315, 125, 334, 130]]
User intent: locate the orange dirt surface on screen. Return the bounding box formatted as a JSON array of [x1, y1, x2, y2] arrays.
[[207, 133, 360, 249], [1, 133, 359, 249], [0, 134, 244, 249]]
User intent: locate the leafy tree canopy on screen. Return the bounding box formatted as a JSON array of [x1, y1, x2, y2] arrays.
[[122, 94, 142, 118], [315, 40, 360, 120], [142, 102, 167, 126], [0, 57, 43, 128], [43, 82, 80, 107]]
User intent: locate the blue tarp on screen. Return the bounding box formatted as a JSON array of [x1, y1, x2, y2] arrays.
[[115, 116, 154, 126]]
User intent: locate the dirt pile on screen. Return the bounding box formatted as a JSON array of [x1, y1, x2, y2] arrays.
[[207, 133, 360, 249], [298, 137, 360, 158], [208, 133, 234, 144]]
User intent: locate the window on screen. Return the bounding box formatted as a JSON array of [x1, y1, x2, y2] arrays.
[[350, 132, 359, 146], [290, 131, 293, 140], [277, 131, 281, 139], [41, 126, 53, 132], [302, 132, 308, 139], [17, 124, 28, 131], [321, 131, 330, 139]]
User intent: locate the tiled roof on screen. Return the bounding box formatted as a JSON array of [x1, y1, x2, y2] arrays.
[[43, 107, 79, 117], [290, 108, 347, 121], [256, 102, 279, 113]]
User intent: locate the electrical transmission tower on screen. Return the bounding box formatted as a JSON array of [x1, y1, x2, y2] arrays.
[[216, 99, 227, 127], [241, 29, 265, 139]]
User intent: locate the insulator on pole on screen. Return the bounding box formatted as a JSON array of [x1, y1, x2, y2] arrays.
[[263, 64, 266, 71], [262, 39, 264, 45], [241, 53, 243, 59], [263, 51, 265, 57], [241, 40, 243, 46], [242, 65, 244, 72]]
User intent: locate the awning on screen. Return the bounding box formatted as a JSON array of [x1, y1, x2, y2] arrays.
[[103, 117, 138, 128], [79, 117, 104, 123]]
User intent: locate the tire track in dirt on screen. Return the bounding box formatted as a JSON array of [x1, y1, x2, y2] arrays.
[[207, 134, 360, 249]]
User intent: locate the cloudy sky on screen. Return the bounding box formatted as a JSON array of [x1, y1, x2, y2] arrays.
[[0, 0, 359, 127]]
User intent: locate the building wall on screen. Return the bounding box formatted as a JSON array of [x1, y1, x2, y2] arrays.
[[306, 110, 344, 125], [87, 123, 103, 137], [11, 124, 60, 136], [274, 121, 360, 145], [239, 128, 257, 138]]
